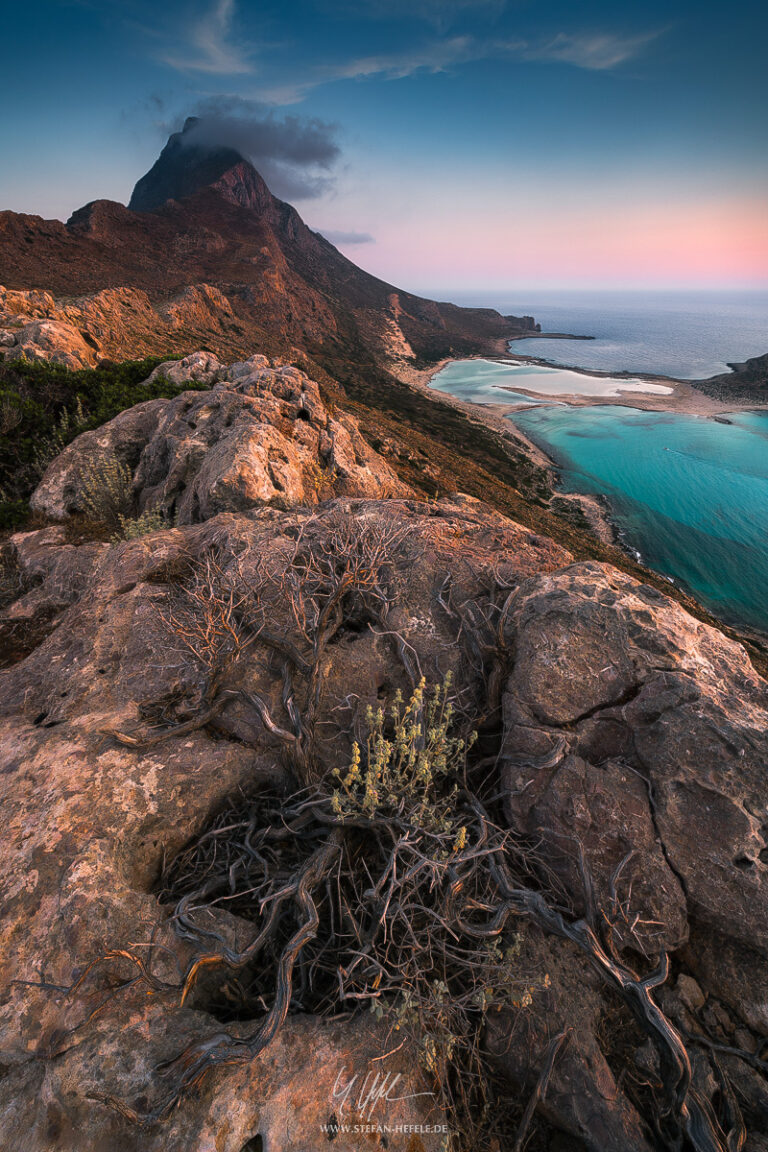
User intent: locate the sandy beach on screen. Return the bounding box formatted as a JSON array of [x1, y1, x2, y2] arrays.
[[399, 346, 768, 417]]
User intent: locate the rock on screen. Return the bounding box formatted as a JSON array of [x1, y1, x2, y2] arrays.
[[0, 1011, 443, 1152], [719, 1052, 768, 1144], [0, 496, 569, 1147], [486, 928, 654, 1151], [31, 358, 413, 522], [3, 318, 98, 370], [3, 475, 768, 1147], [228, 353, 271, 379], [500, 562, 768, 963], [29, 399, 168, 519], [0, 286, 57, 320], [735, 1028, 758, 1055], [146, 350, 225, 387], [676, 973, 706, 1013]]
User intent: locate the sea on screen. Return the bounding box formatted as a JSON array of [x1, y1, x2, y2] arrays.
[[447, 288, 768, 379], [428, 290, 768, 634]]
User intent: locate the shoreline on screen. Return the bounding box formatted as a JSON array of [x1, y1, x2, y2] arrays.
[[406, 346, 768, 418], [388, 342, 768, 618]]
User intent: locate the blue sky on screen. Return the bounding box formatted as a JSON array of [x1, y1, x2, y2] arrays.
[[1, 0, 766, 289]]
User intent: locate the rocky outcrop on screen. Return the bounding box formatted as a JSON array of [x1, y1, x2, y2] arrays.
[[145, 349, 226, 387], [499, 564, 768, 961], [0, 289, 98, 369], [3, 319, 98, 369], [0, 495, 567, 1149], [30, 356, 411, 521], [696, 351, 768, 402]]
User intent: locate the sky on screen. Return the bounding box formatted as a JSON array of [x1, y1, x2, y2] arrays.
[[1, 0, 766, 292]]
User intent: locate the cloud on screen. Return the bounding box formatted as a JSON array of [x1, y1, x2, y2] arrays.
[[261, 37, 478, 103], [259, 27, 659, 102], [319, 229, 375, 245], [161, 0, 253, 74], [525, 31, 661, 71], [177, 98, 341, 199]]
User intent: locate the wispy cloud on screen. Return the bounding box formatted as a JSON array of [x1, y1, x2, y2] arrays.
[[161, 0, 253, 74], [319, 229, 375, 245], [261, 37, 478, 102], [525, 31, 661, 71], [260, 27, 660, 102]]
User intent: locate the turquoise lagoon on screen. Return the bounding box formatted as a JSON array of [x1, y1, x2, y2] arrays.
[[511, 405, 768, 633], [430, 359, 672, 405]]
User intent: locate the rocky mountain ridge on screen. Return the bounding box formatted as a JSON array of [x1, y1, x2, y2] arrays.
[[0, 122, 536, 369]]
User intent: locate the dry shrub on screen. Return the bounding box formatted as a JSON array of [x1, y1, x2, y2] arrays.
[[78, 452, 133, 527]]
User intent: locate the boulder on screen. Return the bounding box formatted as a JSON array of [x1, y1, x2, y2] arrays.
[[30, 399, 168, 519], [500, 561, 768, 959], [146, 350, 225, 387], [31, 358, 413, 521], [3, 318, 98, 370]]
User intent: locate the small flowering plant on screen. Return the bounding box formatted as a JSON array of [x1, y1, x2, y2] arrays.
[[330, 674, 476, 839]]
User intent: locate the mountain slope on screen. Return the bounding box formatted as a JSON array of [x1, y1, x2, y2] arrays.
[[0, 121, 536, 365]]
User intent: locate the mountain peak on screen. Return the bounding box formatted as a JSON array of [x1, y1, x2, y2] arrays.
[[128, 118, 271, 214]]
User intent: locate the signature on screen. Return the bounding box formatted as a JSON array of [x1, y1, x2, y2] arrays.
[[332, 1066, 435, 1121]]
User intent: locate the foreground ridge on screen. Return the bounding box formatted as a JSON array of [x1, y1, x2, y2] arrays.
[[0, 352, 766, 1149]]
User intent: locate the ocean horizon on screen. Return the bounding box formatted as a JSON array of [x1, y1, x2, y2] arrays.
[[424, 288, 768, 380]]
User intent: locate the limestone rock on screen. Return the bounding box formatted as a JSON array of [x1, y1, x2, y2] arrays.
[[29, 399, 168, 519], [500, 561, 768, 961], [3, 489, 768, 1147], [486, 928, 654, 1152], [0, 285, 57, 320], [0, 496, 568, 1147], [30, 358, 413, 521], [146, 349, 225, 387], [3, 318, 98, 370]]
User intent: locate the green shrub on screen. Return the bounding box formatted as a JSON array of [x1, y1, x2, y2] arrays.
[[0, 356, 207, 531], [78, 454, 134, 527], [113, 508, 171, 542]]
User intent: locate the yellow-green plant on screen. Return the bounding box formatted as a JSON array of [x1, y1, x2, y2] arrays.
[[331, 673, 476, 830], [78, 452, 133, 526], [112, 507, 169, 542]]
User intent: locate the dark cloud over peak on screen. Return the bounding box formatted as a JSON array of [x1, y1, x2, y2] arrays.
[[170, 98, 342, 201]]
